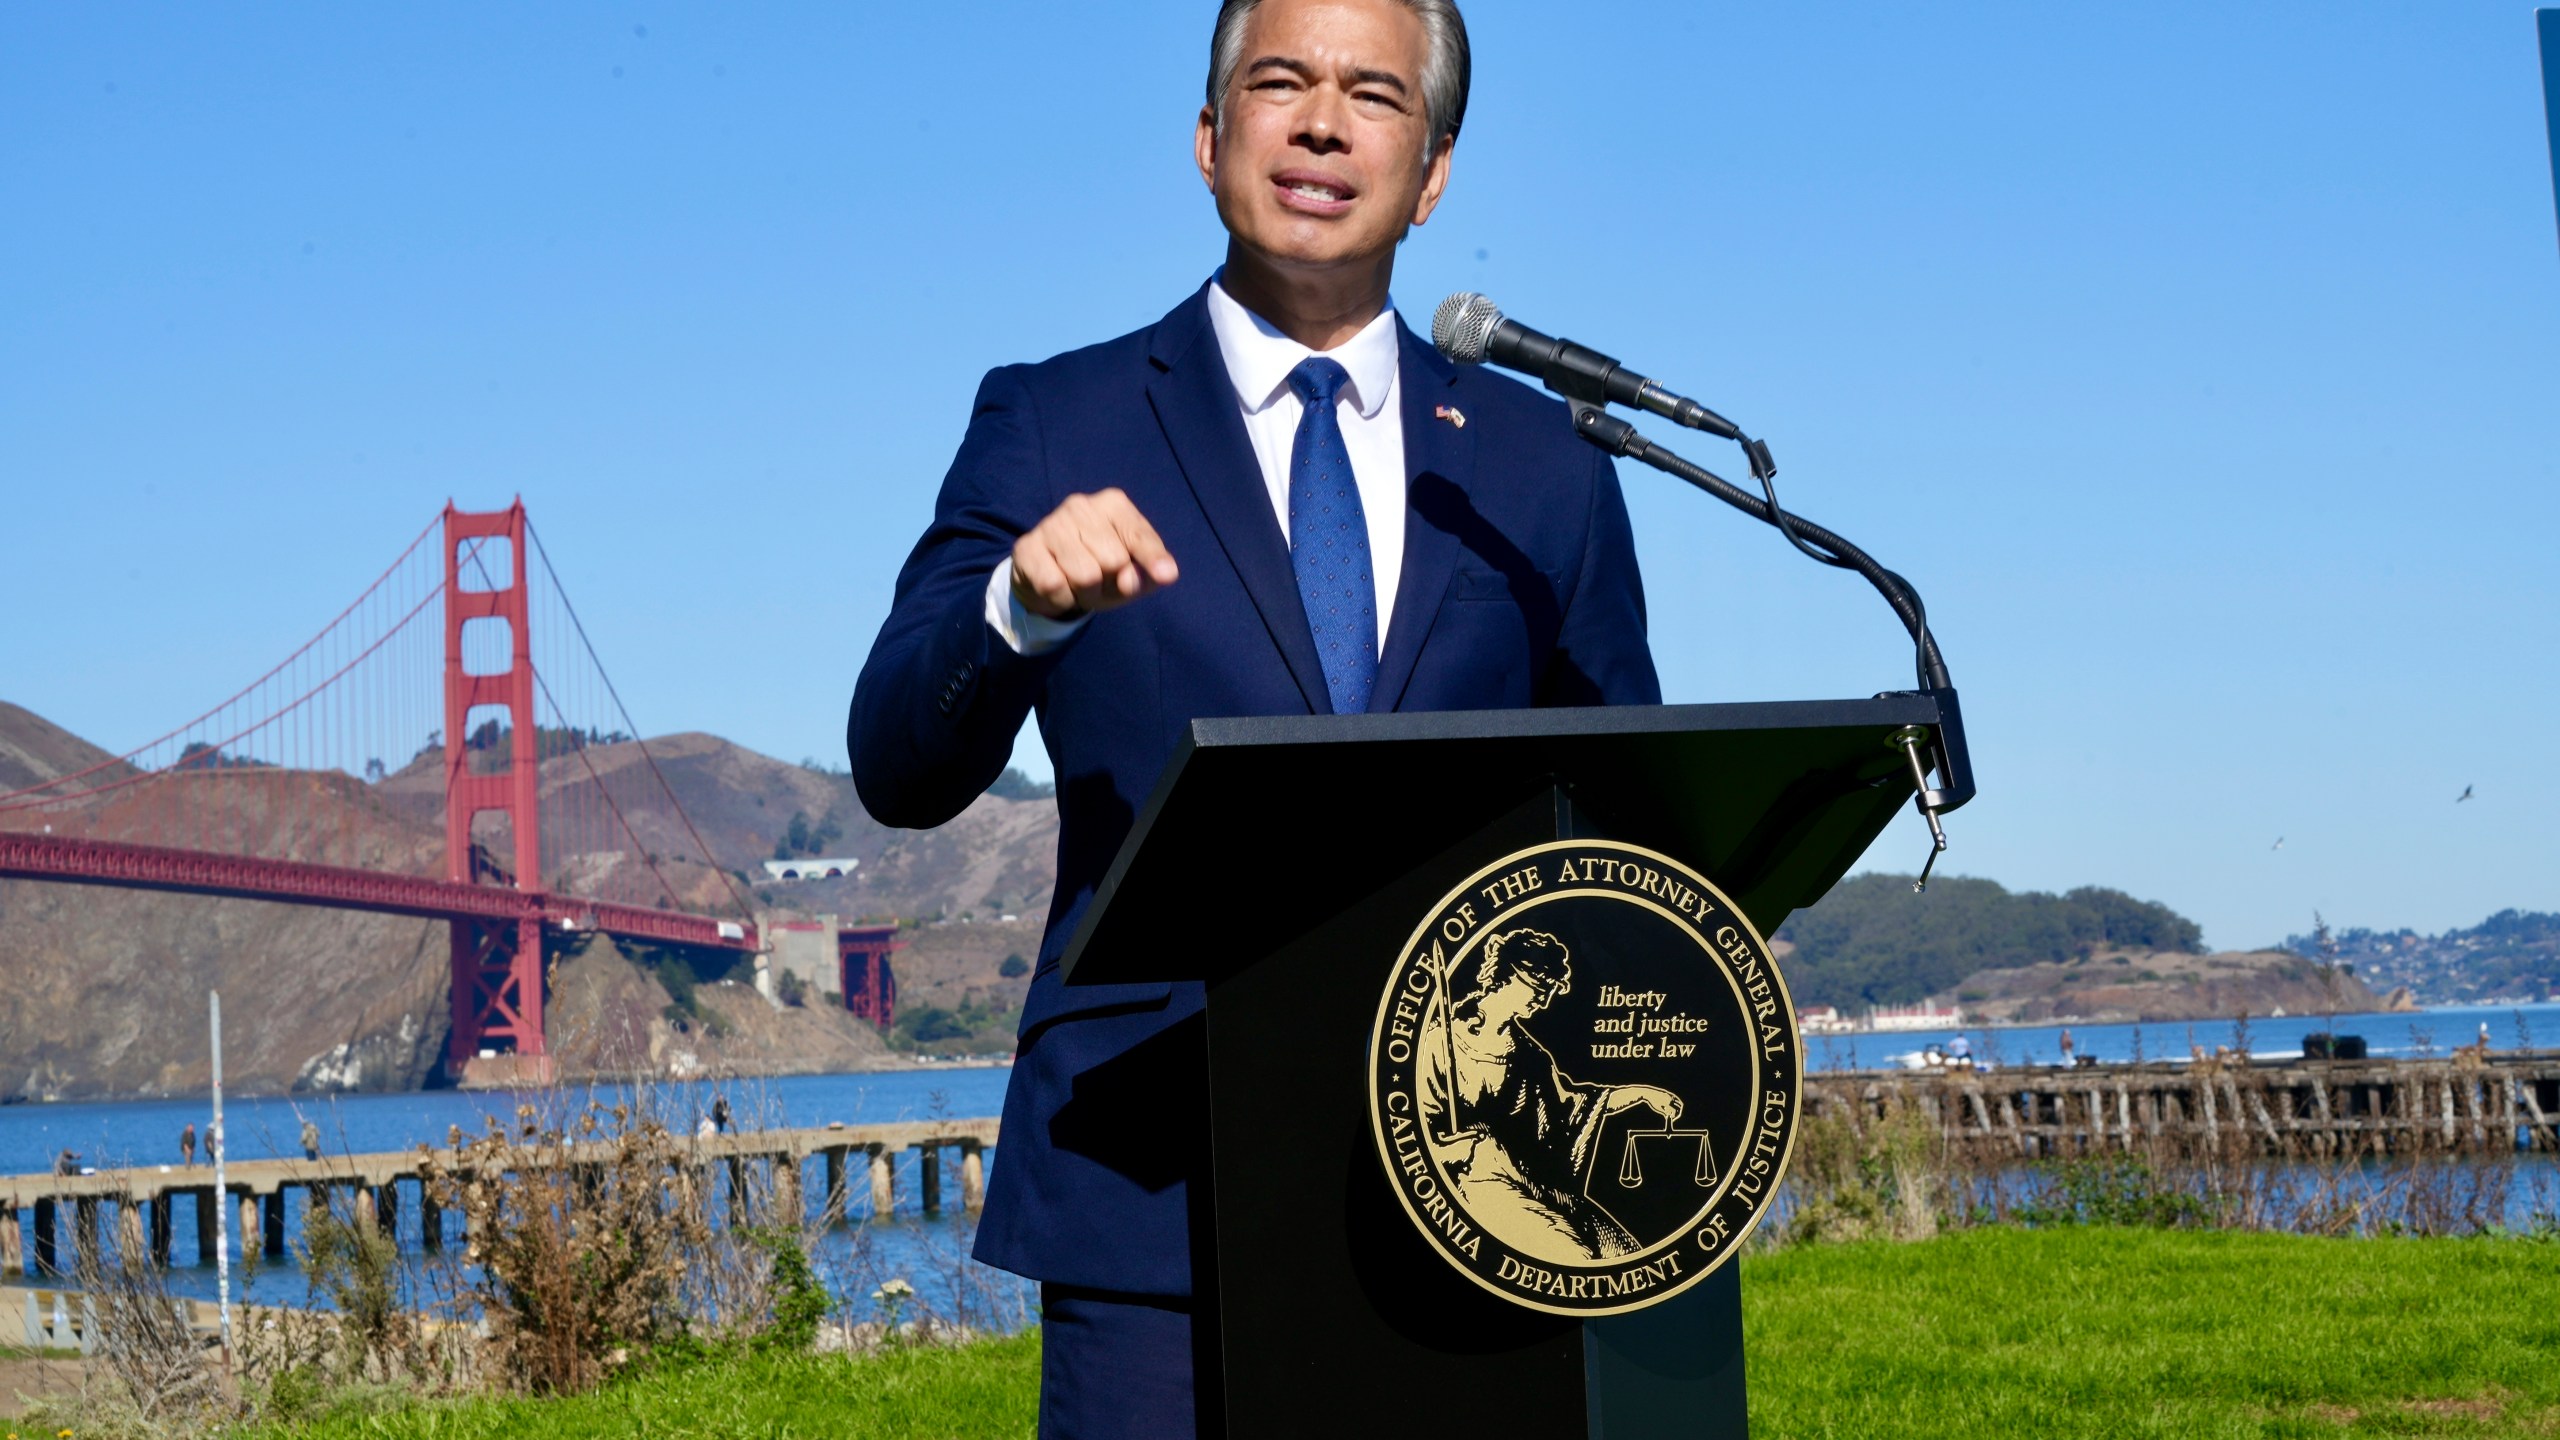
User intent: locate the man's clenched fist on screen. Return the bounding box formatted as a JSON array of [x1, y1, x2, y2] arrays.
[[1011, 488, 1180, 620]]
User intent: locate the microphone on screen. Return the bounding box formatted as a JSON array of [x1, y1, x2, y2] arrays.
[[1431, 292, 1740, 439]]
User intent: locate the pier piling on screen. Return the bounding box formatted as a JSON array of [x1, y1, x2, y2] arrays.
[[1808, 1053, 2560, 1158], [777, 1155, 802, 1224], [822, 1147, 849, 1226], [32, 1198, 57, 1276]]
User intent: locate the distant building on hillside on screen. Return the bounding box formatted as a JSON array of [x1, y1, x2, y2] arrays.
[[762, 856, 859, 882], [1798, 1005, 1851, 1033]]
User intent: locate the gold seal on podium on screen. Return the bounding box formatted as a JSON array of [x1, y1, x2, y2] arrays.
[[1365, 839, 1801, 1316]]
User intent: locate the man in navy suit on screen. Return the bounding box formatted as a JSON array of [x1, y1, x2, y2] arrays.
[[850, 0, 1657, 1433]]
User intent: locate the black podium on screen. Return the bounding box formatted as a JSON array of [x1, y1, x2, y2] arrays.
[[1060, 697, 1945, 1439]]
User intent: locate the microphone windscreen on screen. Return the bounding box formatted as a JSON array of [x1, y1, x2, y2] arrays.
[[1432, 292, 1503, 364]]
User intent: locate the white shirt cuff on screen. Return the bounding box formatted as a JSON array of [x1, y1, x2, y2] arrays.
[[984, 557, 1091, 656]]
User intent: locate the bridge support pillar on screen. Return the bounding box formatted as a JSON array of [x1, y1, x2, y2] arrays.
[[0, 1201, 19, 1277], [149, 1195, 173, 1266], [868, 1146, 894, 1219], [195, 1189, 219, 1265], [821, 1147, 848, 1226], [260, 1191, 286, 1258], [918, 1146, 942, 1216], [960, 1144, 985, 1214], [32, 1198, 56, 1276]]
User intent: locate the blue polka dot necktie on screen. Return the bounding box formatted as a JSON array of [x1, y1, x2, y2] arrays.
[[1285, 357, 1377, 716]]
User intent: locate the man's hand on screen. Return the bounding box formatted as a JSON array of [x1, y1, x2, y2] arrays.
[[1011, 488, 1180, 620]]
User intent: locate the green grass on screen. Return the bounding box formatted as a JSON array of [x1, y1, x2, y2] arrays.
[[229, 1230, 2560, 1439], [1745, 1228, 2560, 1438], [245, 1334, 1040, 1439]]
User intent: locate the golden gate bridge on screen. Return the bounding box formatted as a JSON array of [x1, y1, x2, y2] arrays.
[[0, 502, 769, 1086]]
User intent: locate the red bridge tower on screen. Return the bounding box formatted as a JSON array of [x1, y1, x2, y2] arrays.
[[442, 501, 551, 1083]]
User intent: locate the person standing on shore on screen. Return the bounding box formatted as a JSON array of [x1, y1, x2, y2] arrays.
[[180, 1121, 198, 1167], [299, 1117, 321, 1161]]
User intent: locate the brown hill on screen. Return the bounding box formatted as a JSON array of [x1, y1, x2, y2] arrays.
[[0, 701, 139, 795], [376, 732, 1057, 922], [0, 702, 1058, 1100], [1951, 947, 2385, 1025]]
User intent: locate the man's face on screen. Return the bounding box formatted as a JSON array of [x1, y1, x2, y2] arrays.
[[1197, 0, 1451, 277]]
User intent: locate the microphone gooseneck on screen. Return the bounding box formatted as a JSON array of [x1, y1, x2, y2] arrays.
[[1432, 290, 1974, 844]]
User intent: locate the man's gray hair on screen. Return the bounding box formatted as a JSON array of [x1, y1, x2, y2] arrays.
[[1206, 0, 1471, 157]]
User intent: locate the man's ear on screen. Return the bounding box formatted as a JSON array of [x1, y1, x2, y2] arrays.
[[1195, 103, 1220, 192], [1410, 136, 1454, 227]]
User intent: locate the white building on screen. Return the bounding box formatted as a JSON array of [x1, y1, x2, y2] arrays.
[[1867, 1001, 1966, 1032], [763, 856, 859, 882]]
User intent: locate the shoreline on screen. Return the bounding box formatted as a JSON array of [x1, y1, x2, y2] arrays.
[[0, 1052, 1015, 1109], [1803, 998, 2539, 1040]]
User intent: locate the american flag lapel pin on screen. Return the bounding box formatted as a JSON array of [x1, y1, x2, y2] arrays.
[[1434, 404, 1466, 428]]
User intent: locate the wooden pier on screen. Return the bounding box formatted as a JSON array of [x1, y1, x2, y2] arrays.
[[1805, 1053, 2560, 1159], [0, 1117, 999, 1279]]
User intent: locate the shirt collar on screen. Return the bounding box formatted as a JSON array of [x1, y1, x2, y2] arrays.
[[1205, 274, 1400, 421]]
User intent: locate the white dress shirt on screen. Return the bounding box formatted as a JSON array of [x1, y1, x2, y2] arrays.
[[985, 279, 1408, 655]]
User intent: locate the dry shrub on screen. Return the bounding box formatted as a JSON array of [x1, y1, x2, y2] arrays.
[[45, 1194, 227, 1435], [417, 1099, 712, 1393], [414, 1088, 829, 1394], [1782, 1094, 1944, 1244]]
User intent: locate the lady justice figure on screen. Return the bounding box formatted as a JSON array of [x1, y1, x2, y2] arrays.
[[1419, 927, 1685, 1262]]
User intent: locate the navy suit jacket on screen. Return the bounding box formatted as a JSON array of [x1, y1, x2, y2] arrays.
[[849, 283, 1661, 1296]]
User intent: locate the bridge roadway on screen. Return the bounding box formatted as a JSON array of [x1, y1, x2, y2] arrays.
[[0, 829, 755, 952], [0, 1116, 999, 1278]]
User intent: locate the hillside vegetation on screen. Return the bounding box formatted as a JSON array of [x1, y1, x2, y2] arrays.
[[1775, 873, 2203, 1008], [2291, 908, 2560, 1003]]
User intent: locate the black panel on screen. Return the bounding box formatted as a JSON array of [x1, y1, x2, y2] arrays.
[[1064, 698, 1934, 986]]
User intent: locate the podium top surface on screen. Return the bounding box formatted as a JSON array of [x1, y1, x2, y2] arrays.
[[1062, 696, 1941, 986]]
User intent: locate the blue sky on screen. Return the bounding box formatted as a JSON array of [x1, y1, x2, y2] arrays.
[[4, 3, 2556, 950]]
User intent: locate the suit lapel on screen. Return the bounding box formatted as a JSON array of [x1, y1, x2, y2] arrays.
[[1145, 289, 1331, 714], [1374, 323, 1470, 712]]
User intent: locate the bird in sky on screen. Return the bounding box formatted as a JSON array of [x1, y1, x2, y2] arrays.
[[2271, 836, 2285, 851], [2455, 784, 2473, 803]]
